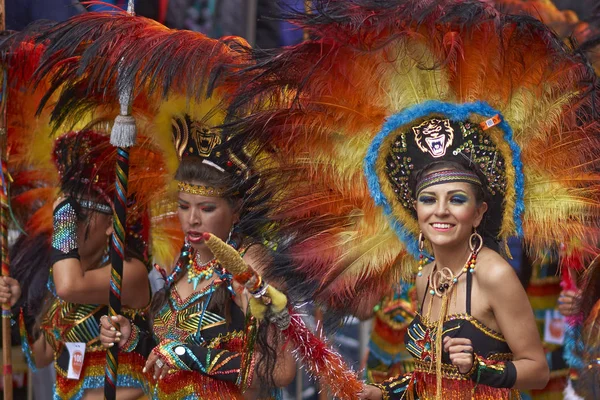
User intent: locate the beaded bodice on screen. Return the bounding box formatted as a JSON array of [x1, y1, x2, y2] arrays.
[[405, 271, 511, 372], [41, 271, 149, 354], [153, 279, 245, 347]]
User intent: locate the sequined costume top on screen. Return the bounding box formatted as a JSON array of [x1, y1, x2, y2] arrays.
[[366, 280, 418, 383], [143, 275, 260, 399], [40, 270, 150, 400], [135, 243, 277, 400], [378, 272, 520, 400]]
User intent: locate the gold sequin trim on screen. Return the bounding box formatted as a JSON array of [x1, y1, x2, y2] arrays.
[[419, 313, 506, 342], [177, 181, 225, 196]]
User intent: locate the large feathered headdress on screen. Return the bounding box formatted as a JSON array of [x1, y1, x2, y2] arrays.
[[226, 0, 600, 313], [5, 10, 274, 266]]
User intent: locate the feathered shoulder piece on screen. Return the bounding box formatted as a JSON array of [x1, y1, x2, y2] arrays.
[[228, 0, 600, 311]]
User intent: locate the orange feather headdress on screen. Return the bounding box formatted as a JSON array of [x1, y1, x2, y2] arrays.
[[226, 0, 600, 312]]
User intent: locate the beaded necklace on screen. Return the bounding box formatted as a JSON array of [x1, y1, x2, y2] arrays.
[[423, 236, 481, 400], [162, 242, 237, 289], [187, 252, 218, 290], [427, 249, 477, 297]]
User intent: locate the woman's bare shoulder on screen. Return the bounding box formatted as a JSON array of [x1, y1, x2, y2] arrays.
[[475, 247, 520, 289]]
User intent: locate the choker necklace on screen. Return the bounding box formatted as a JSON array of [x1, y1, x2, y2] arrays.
[[187, 249, 218, 290]]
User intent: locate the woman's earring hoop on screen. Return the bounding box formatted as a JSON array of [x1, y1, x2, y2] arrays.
[[417, 232, 426, 276], [469, 231, 483, 253]]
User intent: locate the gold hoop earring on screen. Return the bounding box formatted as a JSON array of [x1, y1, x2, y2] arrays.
[[469, 231, 483, 253], [418, 232, 426, 276]]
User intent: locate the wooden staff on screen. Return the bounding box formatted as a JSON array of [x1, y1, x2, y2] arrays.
[[103, 2, 136, 399], [0, 1, 13, 398]]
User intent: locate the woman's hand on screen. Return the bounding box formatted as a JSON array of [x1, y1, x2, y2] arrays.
[[144, 348, 170, 381], [0, 277, 21, 306], [444, 336, 474, 374], [99, 315, 130, 348], [558, 290, 581, 316], [358, 384, 383, 400]]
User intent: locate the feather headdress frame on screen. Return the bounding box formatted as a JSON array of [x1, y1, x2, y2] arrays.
[[225, 0, 600, 311]]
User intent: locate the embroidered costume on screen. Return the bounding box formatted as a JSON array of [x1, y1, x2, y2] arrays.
[[41, 272, 150, 400], [133, 244, 260, 399], [222, 0, 600, 399]]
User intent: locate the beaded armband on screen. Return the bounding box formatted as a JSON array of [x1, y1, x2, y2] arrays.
[[152, 339, 192, 371], [152, 338, 242, 381], [120, 323, 140, 353], [51, 199, 78, 254]]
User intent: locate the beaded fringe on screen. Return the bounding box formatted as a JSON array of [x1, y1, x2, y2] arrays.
[[413, 371, 520, 400]]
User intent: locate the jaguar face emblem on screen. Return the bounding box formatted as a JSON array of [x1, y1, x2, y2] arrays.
[[412, 118, 454, 158]]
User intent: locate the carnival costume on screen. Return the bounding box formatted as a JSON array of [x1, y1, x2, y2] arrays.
[[129, 112, 271, 399], [3, 9, 365, 399], [223, 0, 600, 399], [0, 36, 172, 399]]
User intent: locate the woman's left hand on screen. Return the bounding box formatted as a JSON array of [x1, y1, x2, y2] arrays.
[[444, 336, 474, 374], [0, 277, 21, 306]]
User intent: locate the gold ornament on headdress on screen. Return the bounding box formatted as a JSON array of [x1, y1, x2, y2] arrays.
[[177, 181, 225, 197]]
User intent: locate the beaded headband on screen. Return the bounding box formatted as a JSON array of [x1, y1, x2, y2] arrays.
[[177, 181, 226, 197], [416, 170, 482, 195], [80, 200, 112, 215]]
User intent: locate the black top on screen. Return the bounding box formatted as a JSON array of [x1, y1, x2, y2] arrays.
[[405, 271, 511, 363]]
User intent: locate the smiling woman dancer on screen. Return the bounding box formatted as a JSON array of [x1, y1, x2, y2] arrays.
[[218, 1, 600, 399], [100, 113, 296, 399], [360, 153, 549, 399]]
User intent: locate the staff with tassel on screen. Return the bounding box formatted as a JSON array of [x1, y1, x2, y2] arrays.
[[103, 2, 137, 399], [0, 0, 13, 398]]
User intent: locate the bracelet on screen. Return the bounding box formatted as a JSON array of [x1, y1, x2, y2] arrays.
[[470, 357, 517, 389], [250, 282, 269, 299], [120, 323, 140, 353], [247, 274, 263, 293], [52, 199, 79, 254]]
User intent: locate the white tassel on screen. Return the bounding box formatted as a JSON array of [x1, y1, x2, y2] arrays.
[[110, 78, 137, 148], [110, 115, 137, 147]]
